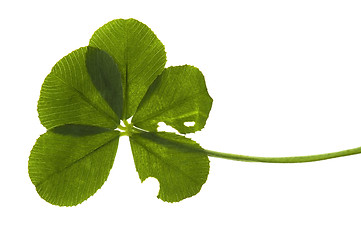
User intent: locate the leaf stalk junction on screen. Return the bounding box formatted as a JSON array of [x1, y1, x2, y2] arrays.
[[118, 119, 136, 136]]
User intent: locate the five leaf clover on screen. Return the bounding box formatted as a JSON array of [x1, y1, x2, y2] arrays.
[[31, 17, 360, 207], [29, 18, 213, 206], [28, 19, 361, 206]]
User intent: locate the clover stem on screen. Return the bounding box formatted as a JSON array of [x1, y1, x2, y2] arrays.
[[203, 146, 361, 163], [128, 126, 361, 163]]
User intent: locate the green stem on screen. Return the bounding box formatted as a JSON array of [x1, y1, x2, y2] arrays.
[[130, 126, 361, 163], [204, 146, 361, 163]]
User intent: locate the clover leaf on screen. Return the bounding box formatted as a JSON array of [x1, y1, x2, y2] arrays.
[[132, 65, 213, 134], [30, 18, 211, 206], [130, 132, 209, 202], [37, 47, 120, 129], [29, 130, 119, 206], [30, 18, 361, 207]]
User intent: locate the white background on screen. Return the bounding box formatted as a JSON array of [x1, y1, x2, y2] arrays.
[[2, 0, 361, 239]]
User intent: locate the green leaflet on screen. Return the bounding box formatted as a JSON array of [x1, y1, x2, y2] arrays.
[[38, 47, 121, 129], [29, 131, 120, 206], [130, 132, 209, 202], [132, 65, 213, 134], [86, 47, 123, 120], [89, 18, 167, 119]]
